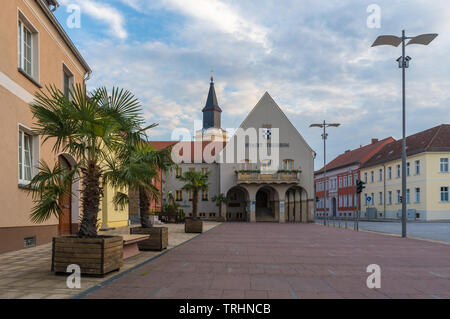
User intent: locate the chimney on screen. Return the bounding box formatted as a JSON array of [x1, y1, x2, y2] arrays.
[[345, 150, 351, 154], [371, 138, 379, 144]]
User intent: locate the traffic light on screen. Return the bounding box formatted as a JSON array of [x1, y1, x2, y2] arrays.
[[356, 180, 366, 194]]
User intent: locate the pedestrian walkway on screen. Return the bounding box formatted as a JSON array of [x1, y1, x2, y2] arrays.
[[0, 222, 220, 299], [83, 222, 450, 299]]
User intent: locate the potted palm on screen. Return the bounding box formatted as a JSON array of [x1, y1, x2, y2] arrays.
[[212, 193, 228, 222], [105, 142, 174, 251], [27, 84, 147, 276], [178, 170, 210, 233]]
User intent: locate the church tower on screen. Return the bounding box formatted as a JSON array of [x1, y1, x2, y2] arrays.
[[195, 73, 227, 141]]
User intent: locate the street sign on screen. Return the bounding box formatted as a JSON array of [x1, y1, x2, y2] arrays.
[[367, 196, 372, 202]]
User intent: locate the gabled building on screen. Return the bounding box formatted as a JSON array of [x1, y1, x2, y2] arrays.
[[0, 0, 91, 253], [160, 77, 315, 223], [360, 125, 450, 220], [314, 137, 394, 217]]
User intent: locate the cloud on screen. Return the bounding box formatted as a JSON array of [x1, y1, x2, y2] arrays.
[[67, 0, 450, 169], [60, 0, 127, 39]]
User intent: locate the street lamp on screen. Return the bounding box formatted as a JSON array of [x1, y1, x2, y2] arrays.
[[371, 31, 437, 238], [310, 121, 340, 223]]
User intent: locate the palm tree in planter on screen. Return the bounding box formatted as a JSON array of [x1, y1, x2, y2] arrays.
[[27, 84, 147, 276], [178, 170, 210, 233], [105, 142, 174, 251], [212, 193, 228, 221]]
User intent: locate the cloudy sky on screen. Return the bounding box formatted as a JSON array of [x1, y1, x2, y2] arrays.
[[55, 0, 450, 169]]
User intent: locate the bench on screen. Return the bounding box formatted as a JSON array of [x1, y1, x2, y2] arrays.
[[122, 234, 150, 259]]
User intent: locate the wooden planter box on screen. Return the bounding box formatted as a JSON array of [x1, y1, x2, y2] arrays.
[[216, 216, 225, 222], [130, 227, 168, 251], [185, 219, 203, 233], [51, 236, 123, 277]]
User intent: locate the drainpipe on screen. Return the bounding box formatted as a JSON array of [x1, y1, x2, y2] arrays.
[[383, 163, 386, 219]]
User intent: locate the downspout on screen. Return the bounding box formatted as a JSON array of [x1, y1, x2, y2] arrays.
[[383, 163, 386, 219]]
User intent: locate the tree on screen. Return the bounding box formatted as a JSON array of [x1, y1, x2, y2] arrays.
[[27, 84, 147, 237], [178, 170, 210, 219], [105, 142, 174, 228]]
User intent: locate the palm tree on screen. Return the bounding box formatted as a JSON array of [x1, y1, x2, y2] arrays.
[[104, 142, 174, 228], [212, 193, 228, 218], [178, 170, 210, 219], [27, 84, 147, 237]]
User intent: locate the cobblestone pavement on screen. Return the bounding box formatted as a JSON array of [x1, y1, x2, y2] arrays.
[[0, 222, 220, 299], [84, 222, 450, 299]]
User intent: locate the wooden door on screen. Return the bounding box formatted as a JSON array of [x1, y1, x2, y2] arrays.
[[59, 156, 72, 236]]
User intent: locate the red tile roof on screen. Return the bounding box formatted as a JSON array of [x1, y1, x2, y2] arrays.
[[362, 124, 450, 168], [149, 141, 227, 163], [315, 137, 395, 175]]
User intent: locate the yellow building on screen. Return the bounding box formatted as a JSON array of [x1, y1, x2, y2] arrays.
[[360, 125, 450, 221], [99, 184, 130, 229]]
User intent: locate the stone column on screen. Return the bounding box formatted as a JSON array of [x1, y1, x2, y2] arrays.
[[294, 190, 301, 222], [220, 202, 227, 221], [289, 191, 295, 222], [301, 200, 308, 223], [249, 198, 256, 222]]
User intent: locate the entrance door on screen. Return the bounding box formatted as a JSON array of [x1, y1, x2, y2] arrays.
[[58, 156, 72, 235], [332, 197, 337, 217]]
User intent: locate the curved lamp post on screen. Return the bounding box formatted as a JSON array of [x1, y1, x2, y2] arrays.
[[371, 31, 437, 238], [310, 121, 340, 223]]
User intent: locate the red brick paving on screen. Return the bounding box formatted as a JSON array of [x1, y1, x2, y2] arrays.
[[84, 223, 450, 299]]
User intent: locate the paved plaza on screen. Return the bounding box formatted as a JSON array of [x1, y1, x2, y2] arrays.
[[0, 222, 220, 299], [83, 222, 450, 299]]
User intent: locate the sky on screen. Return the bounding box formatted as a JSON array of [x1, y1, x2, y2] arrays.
[[54, 0, 450, 169]]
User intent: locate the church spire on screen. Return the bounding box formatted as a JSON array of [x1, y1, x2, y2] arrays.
[[202, 72, 222, 130]]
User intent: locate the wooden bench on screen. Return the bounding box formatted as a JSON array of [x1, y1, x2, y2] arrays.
[[122, 235, 150, 259]]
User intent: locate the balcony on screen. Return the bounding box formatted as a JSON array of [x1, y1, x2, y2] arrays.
[[236, 170, 301, 184]]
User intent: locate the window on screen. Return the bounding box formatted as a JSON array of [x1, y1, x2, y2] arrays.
[[201, 167, 208, 175], [18, 15, 38, 80], [364, 172, 368, 183], [339, 196, 342, 208], [18, 127, 38, 184], [379, 168, 383, 181], [188, 190, 193, 201], [364, 194, 368, 206], [406, 162, 410, 176], [406, 189, 410, 204], [241, 159, 251, 170], [371, 193, 374, 206], [343, 176, 347, 187], [397, 165, 401, 178], [63, 65, 74, 98], [175, 167, 182, 177], [176, 190, 183, 201], [388, 191, 392, 205], [261, 159, 272, 172], [378, 192, 383, 205], [370, 171, 374, 183], [415, 188, 420, 203], [189, 167, 195, 172], [415, 160, 420, 175], [339, 177, 342, 188], [343, 195, 347, 207], [388, 167, 392, 179], [396, 190, 401, 204], [440, 158, 449, 173], [441, 187, 449, 202], [201, 190, 209, 201], [283, 159, 294, 170], [349, 194, 353, 207], [348, 175, 352, 186]]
